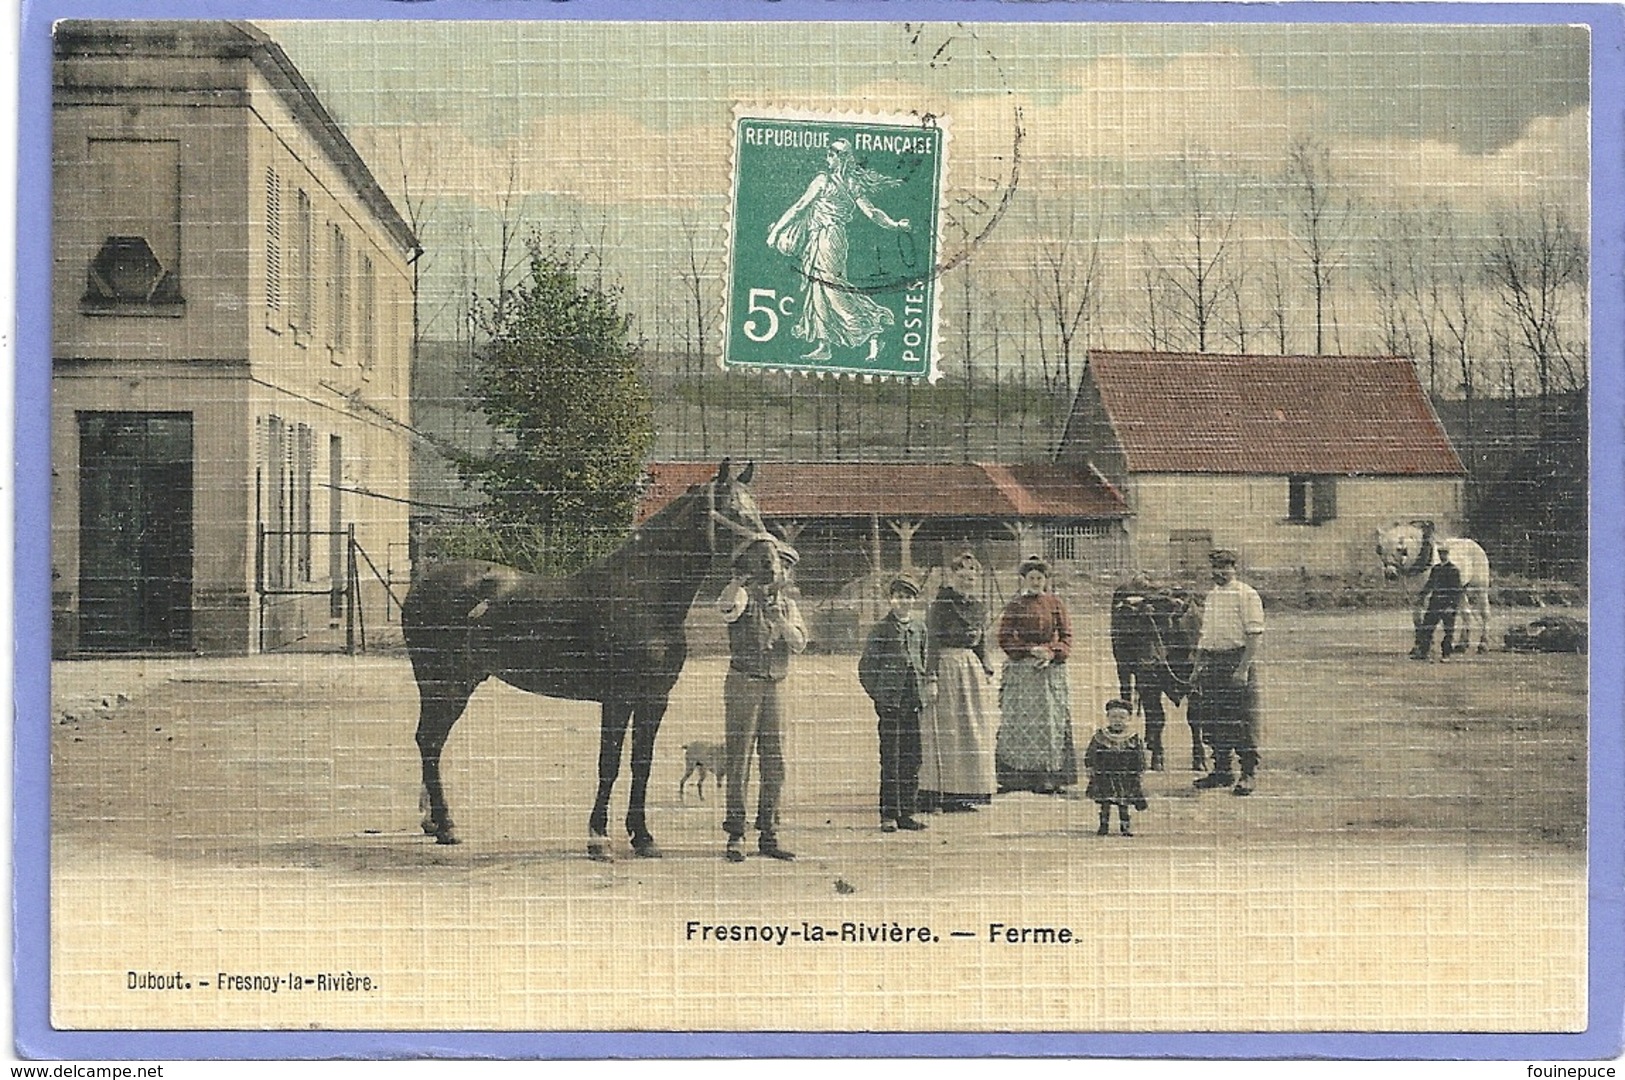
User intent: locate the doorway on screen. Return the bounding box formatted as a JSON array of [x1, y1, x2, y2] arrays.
[[77, 411, 194, 651]]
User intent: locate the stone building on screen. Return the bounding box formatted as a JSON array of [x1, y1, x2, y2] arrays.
[[51, 21, 419, 653], [1058, 350, 1467, 575]]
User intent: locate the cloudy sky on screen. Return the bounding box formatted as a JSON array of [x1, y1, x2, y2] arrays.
[[267, 18, 1590, 369]]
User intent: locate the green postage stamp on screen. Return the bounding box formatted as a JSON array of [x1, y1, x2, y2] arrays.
[[725, 111, 946, 380]]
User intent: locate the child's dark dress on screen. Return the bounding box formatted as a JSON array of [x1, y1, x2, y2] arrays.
[[1084, 728, 1148, 810]]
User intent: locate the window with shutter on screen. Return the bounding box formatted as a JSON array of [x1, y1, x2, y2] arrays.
[[328, 224, 349, 357], [291, 189, 314, 344], [265, 166, 282, 322], [358, 253, 376, 373]]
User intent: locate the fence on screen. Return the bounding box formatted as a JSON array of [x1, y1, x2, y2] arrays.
[[255, 524, 407, 654]]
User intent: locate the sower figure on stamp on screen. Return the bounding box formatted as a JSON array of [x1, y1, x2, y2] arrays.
[[1412, 542, 1466, 661], [717, 539, 807, 863], [1192, 549, 1265, 797], [766, 139, 911, 363], [858, 573, 929, 834]]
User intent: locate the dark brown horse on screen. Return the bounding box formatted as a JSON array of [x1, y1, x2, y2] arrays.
[[1113, 583, 1203, 770], [401, 459, 779, 859], [1146, 588, 1205, 771]]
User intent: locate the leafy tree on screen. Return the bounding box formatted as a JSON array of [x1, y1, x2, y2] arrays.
[[455, 239, 654, 570]]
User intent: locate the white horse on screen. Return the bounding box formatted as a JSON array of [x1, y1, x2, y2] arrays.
[[1375, 520, 1492, 654]]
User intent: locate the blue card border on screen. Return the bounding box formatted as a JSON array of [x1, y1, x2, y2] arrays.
[[14, 0, 1623, 1061]]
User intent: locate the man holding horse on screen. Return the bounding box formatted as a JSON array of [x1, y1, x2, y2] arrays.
[[1192, 549, 1265, 797], [718, 538, 807, 863], [1412, 542, 1466, 661]]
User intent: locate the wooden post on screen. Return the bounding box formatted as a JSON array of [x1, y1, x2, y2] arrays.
[[254, 522, 265, 653], [345, 524, 357, 655], [887, 519, 923, 573], [868, 513, 884, 625], [1003, 519, 1039, 565]]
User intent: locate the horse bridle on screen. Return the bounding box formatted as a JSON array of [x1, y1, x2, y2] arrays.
[[1146, 595, 1196, 697], [703, 480, 797, 567]]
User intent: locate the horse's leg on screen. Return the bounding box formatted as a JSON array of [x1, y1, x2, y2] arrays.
[[626, 699, 669, 858], [1142, 681, 1167, 771], [588, 700, 634, 862], [1476, 584, 1491, 653], [1186, 697, 1207, 772], [415, 676, 475, 845]]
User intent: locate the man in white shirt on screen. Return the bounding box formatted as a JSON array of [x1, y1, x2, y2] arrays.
[[1192, 549, 1265, 796]]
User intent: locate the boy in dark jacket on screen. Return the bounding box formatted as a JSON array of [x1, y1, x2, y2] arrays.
[[858, 574, 930, 833]]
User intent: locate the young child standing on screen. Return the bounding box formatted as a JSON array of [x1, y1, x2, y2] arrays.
[[858, 574, 929, 834], [1084, 699, 1148, 836]]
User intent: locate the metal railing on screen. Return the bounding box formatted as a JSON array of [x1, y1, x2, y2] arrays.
[[256, 524, 408, 654]]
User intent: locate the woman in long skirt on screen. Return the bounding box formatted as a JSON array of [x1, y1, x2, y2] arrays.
[[995, 555, 1079, 794], [919, 549, 998, 812]]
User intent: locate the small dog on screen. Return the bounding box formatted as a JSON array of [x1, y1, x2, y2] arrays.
[[679, 741, 726, 802]]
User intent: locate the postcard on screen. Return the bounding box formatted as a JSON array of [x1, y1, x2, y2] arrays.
[[17, 1, 1621, 1060]]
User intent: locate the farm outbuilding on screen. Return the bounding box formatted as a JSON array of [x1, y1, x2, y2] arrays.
[[51, 21, 419, 655], [1057, 350, 1467, 576], [640, 459, 1129, 587]]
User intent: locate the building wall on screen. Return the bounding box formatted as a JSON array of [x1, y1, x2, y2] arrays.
[[1125, 473, 1467, 574], [52, 25, 415, 654], [1055, 374, 1130, 489], [244, 73, 414, 417], [243, 69, 415, 649], [53, 56, 254, 361], [51, 362, 255, 653]]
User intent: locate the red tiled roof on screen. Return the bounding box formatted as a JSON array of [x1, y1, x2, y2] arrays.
[[637, 461, 1128, 524], [1084, 351, 1465, 475]]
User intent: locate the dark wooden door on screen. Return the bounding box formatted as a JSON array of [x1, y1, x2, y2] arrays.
[[77, 412, 194, 651]]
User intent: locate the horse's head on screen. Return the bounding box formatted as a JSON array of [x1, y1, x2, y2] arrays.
[[1375, 521, 1433, 580], [1151, 588, 1201, 641], [701, 459, 799, 567]]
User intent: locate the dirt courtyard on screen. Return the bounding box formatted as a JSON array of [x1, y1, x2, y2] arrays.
[[47, 607, 1588, 1033]]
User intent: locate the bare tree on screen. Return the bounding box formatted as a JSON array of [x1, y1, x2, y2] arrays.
[[1148, 152, 1241, 353], [958, 260, 976, 460], [989, 311, 1004, 459], [1483, 204, 1588, 400], [676, 216, 716, 456], [1026, 209, 1102, 400], [1368, 216, 1418, 361], [1286, 138, 1351, 355], [384, 131, 441, 356], [1429, 212, 1482, 478], [1138, 266, 1166, 351], [483, 154, 531, 327], [1401, 209, 1455, 397], [1263, 253, 1291, 354]]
